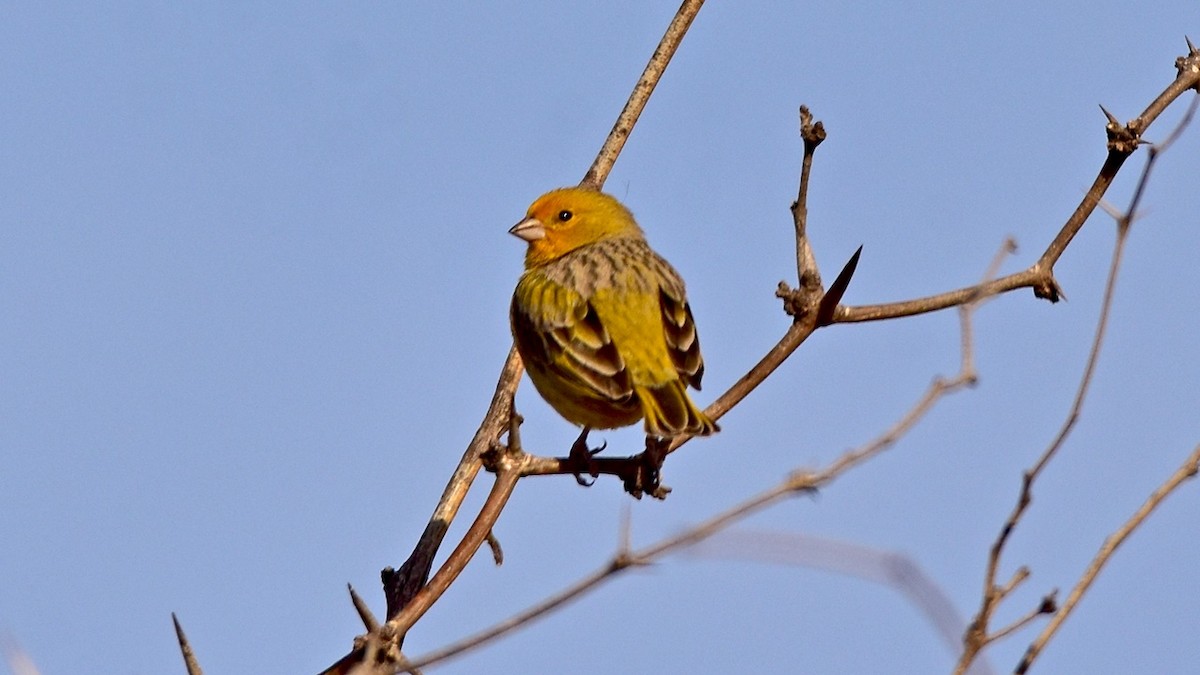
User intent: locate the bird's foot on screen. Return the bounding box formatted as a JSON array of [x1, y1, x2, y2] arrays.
[[636, 436, 669, 497], [568, 427, 605, 487]]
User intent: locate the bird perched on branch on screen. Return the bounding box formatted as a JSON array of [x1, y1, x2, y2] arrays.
[[509, 187, 718, 449]]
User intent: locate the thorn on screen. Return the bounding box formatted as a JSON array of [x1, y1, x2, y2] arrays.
[[1098, 104, 1119, 126], [816, 245, 863, 326], [348, 584, 380, 632], [172, 613, 204, 675], [1186, 35, 1197, 55]]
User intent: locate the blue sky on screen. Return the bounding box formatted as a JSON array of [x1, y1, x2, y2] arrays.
[[2, 2, 1198, 674]]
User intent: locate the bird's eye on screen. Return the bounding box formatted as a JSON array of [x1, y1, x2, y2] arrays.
[[558, 210, 573, 222]]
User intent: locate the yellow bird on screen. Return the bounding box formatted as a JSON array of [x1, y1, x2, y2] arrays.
[[509, 187, 718, 441]]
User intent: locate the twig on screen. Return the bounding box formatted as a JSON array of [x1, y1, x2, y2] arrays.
[[954, 64, 1198, 675], [397, 478, 801, 672], [837, 44, 1200, 325], [369, 1, 711, 644], [521, 107, 840, 492], [392, 240, 1006, 671], [520, 47, 1200, 492], [580, 0, 706, 190], [383, 458, 523, 637], [956, 134, 1132, 675], [987, 593, 1057, 645], [328, 24, 1200, 675], [1014, 444, 1200, 673]]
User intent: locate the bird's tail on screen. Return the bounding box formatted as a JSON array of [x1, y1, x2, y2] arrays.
[[637, 381, 719, 438]]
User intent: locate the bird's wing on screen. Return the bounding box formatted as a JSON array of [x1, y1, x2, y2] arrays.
[[658, 277, 705, 390], [511, 273, 633, 403]]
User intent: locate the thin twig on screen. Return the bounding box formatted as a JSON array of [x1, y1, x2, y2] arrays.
[[370, 3, 712, 646], [987, 593, 1057, 644], [381, 348, 523, 623], [384, 462, 523, 637], [394, 240, 1008, 671], [956, 134, 1135, 675], [955, 75, 1198, 675], [522, 107, 836, 490], [580, 0, 706, 190], [398, 480, 799, 672], [839, 47, 1200, 325], [1014, 444, 1200, 674]]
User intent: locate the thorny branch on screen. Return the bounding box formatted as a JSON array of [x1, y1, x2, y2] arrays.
[[1014, 444, 1200, 674], [310, 16, 1200, 675], [954, 80, 1200, 675], [318, 3, 710, 673], [396, 249, 1002, 671]]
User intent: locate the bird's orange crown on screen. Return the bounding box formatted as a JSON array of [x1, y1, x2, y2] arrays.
[[510, 188, 645, 267]]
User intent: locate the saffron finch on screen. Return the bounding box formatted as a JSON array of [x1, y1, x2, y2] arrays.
[[509, 187, 718, 440]]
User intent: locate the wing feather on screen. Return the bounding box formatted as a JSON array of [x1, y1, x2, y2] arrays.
[[659, 286, 705, 390], [512, 273, 633, 403]]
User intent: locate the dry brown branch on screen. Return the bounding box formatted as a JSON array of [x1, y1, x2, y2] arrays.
[[320, 12, 1200, 674], [517, 43, 1200, 493], [835, 41, 1199, 326], [580, 0, 706, 191], [383, 453, 522, 637], [319, 9, 712, 670], [954, 74, 1199, 675], [390, 243, 1007, 672], [519, 108, 849, 491], [1014, 444, 1200, 673], [379, 347, 522, 620]]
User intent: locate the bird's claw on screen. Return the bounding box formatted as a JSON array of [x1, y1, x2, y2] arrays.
[[569, 428, 603, 487]]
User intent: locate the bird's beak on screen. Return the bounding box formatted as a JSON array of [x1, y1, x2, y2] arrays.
[[508, 216, 546, 242]]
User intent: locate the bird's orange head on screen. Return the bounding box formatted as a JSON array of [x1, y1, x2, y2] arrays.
[[509, 188, 644, 267]]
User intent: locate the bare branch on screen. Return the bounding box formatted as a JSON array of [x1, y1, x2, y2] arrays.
[[987, 592, 1057, 644], [398, 479, 800, 672], [384, 460, 523, 637], [840, 44, 1200, 326], [955, 71, 1198, 675], [381, 347, 521, 621], [330, 23, 1199, 675], [580, 0, 707, 190], [1014, 444, 1200, 674], [393, 239, 1006, 671]]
